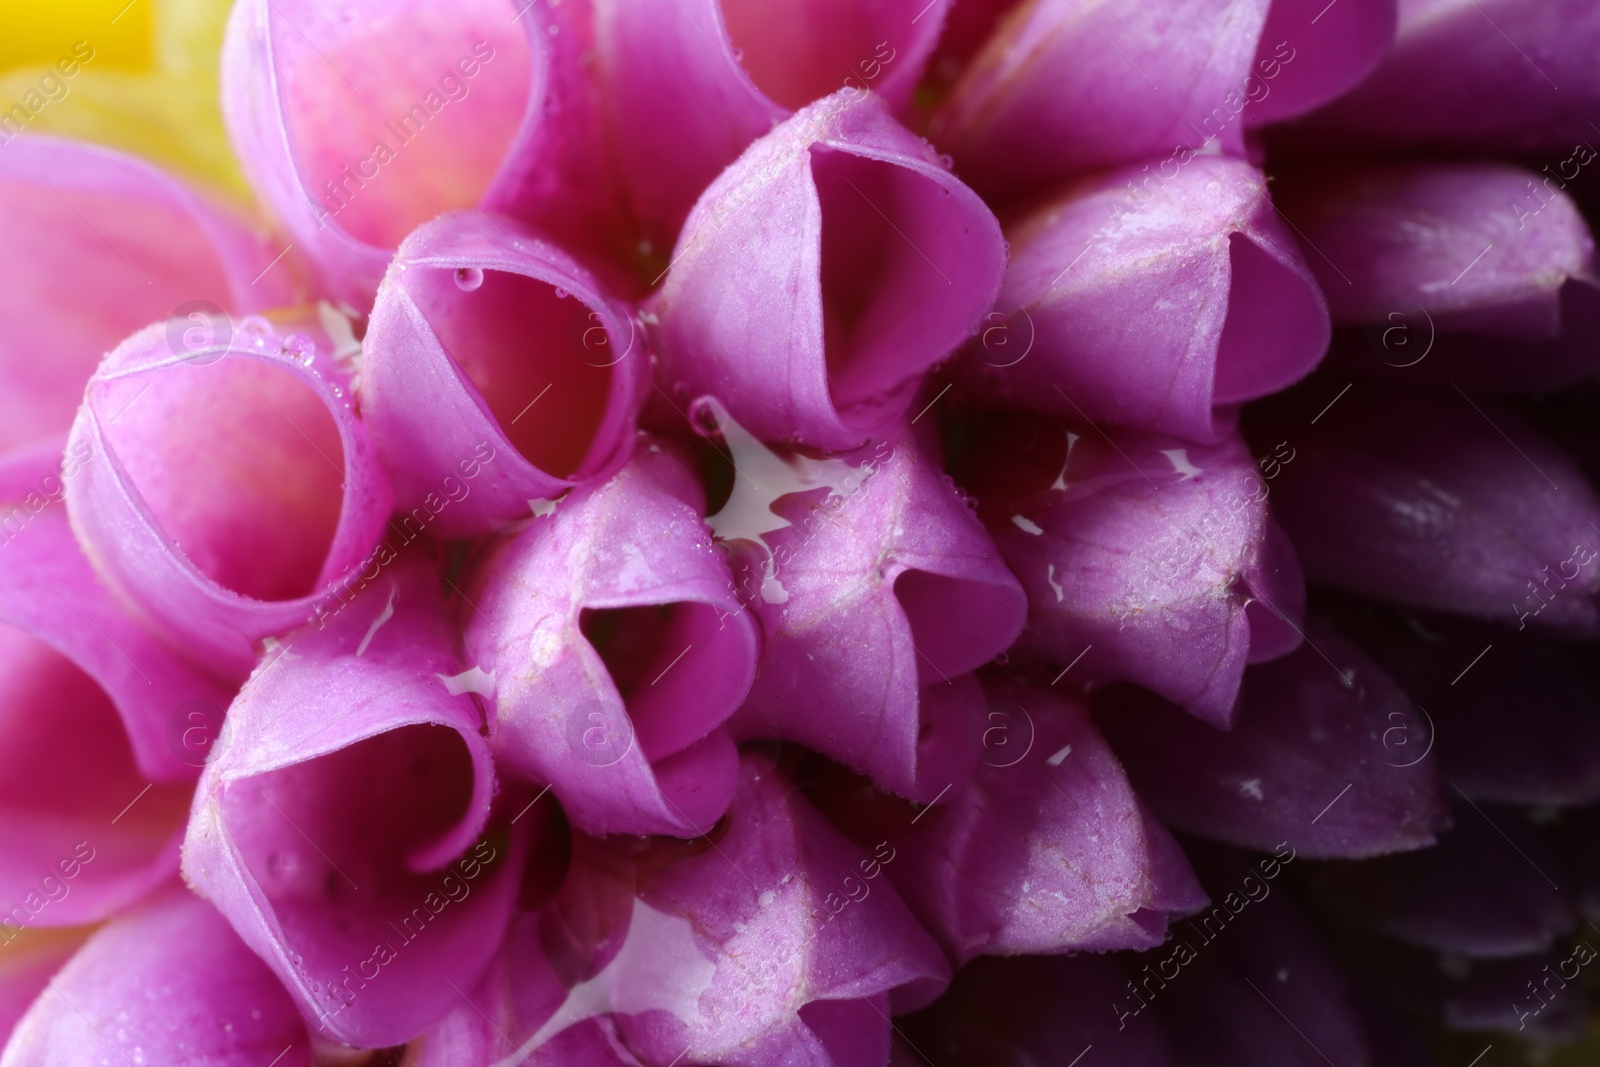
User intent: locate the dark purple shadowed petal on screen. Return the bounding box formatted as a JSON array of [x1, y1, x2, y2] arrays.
[[1098, 616, 1449, 859], [182, 558, 527, 1048], [957, 409, 1305, 727], [362, 210, 647, 538], [63, 318, 392, 680], [0, 137, 296, 454], [960, 156, 1329, 444], [0, 886, 311, 1067], [463, 445, 759, 837], [649, 90, 1005, 451]]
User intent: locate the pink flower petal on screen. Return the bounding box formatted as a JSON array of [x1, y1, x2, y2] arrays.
[[961, 156, 1329, 443], [1099, 616, 1449, 859], [958, 410, 1304, 727], [64, 318, 393, 679], [1275, 160, 1600, 391], [650, 91, 1005, 451], [463, 445, 759, 837], [809, 677, 1207, 965], [0, 137, 295, 453], [0, 928, 86, 1053], [722, 423, 1026, 802], [182, 559, 526, 1048], [1288, 0, 1600, 155], [362, 210, 647, 537], [595, 0, 949, 246], [1245, 0, 1397, 125], [221, 0, 540, 305], [0, 886, 311, 1067]]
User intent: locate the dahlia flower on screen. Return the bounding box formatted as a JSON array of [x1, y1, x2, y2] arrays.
[[2, 0, 1599, 1065]]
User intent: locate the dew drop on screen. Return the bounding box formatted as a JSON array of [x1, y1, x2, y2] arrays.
[[553, 286, 570, 299], [454, 267, 485, 291], [282, 334, 317, 364]]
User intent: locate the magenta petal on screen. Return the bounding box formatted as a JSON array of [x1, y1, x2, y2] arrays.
[[1276, 161, 1600, 391], [221, 0, 540, 305], [961, 411, 1305, 727], [363, 211, 646, 537], [63, 319, 392, 679], [182, 560, 523, 1048], [1290, 0, 1600, 155], [650, 91, 1005, 451], [0, 886, 311, 1067], [723, 424, 1026, 802], [595, 0, 949, 245], [0, 137, 295, 453], [963, 157, 1328, 443], [813, 678, 1208, 965], [599, 753, 949, 1067], [1098, 616, 1449, 859], [1, 446, 232, 930], [935, 0, 1272, 199], [463, 446, 759, 837], [1245, 0, 1397, 125], [0, 929, 85, 1052], [1259, 381, 1600, 631]]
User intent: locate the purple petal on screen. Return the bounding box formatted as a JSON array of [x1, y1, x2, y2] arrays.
[[899, 955, 1174, 1067], [810, 678, 1208, 964], [962, 157, 1328, 443], [936, 0, 1392, 200], [595, 0, 949, 245], [1098, 616, 1449, 858], [649, 91, 1005, 451], [721, 421, 1026, 803], [1256, 380, 1600, 631], [592, 752, 949, 1067], [362, 210, 647, 537], [0, 930, 86, 1050], [958, 410, 1305, 727], [221, 0, 543, 305], [63, 318, 393, 679], [1289, 0, 1600, 156], [0, 886, 311, 1067], [1, 445, 233, 929], [182, 559, 526, 1048], [0, 136, 296, 453], [462, 446, 759, 837], [1310, 804, 1573, 959], [1435, 950, 1590, 1040], [1275, 161, 1600, 391], [1154, 851, 1371, 1067]]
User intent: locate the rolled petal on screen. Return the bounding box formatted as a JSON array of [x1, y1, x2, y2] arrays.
[[528, 753, 949, 1067], [934, 0, 1395, 200], [182, 559, 525, 1048], [719, 416, 1026, 802], [1307, 805, 1573, 959], [1, 445, 232, 931], [1154, 852, 1371, 1067], [0, 929, 87, 1049], [1275, 161, 1600, 391], [961, 157, 1328, 443], [1255, 380, 1600, 631], [595, 0, 949, 246], [220, 0, 541, 305], [650, 90, 1005, 451], [0, 886, 311, 1067], [1289, 0, 1600, 156], [810, 679, 1208, 964], [958, 410, 1305, 727], [64, 317, 392, 678], [0, 136, 294, 453], [1098, 616, 1449, 859], [899, 955, 1174, 1067], [362, 211, 647, 537], [1434, 949, 1589, 1040], [463, 445, 759, 837], [1323, 601, 1600, 807]]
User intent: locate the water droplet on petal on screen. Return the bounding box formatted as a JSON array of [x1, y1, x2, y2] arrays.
[[454, 267, 484, 291]]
